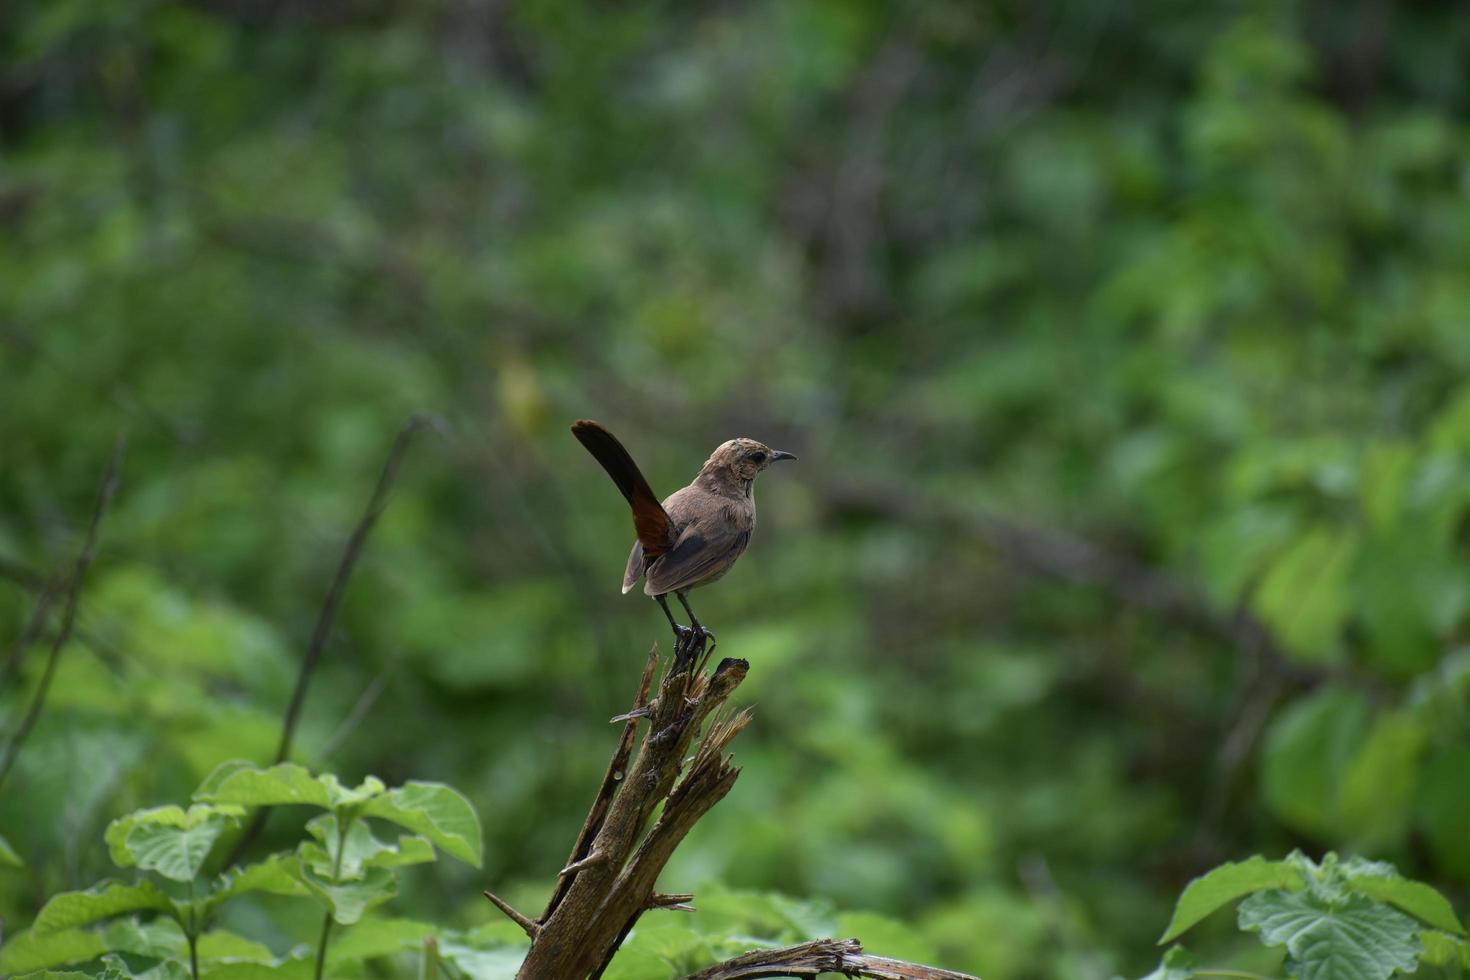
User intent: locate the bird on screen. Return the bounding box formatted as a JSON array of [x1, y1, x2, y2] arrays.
[[571, 419, 795, 641]]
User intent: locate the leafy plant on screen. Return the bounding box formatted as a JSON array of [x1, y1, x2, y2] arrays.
[[0, 762, 484, 980], [1147, 851, 1470, 979]]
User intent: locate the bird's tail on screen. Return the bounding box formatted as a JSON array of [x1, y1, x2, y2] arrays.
[[571, 420, 675, 559]]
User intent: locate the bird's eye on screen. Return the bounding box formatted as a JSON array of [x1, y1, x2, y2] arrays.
[[749, 451, 766, 464]]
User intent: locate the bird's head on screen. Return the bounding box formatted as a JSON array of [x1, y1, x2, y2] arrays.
[[703, 438, 796, 482]]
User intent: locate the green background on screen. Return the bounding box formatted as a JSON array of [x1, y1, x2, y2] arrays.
[[3, 1, 1470, 976]]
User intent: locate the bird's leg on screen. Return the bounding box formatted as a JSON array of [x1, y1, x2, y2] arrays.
[[656, 593, 691, 644], [676, 590, 715, 644]]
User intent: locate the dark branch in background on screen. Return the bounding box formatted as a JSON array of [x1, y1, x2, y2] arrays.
[[0, 581, 58, 695], [676, 937, 979, 980], [223, 415, 435, 866], [274, 415, 435, 763], [0, 557, 48, 593], [0, 435, 126, 795], [318, 650, 403, 761], [824, 478, 1322, 686]]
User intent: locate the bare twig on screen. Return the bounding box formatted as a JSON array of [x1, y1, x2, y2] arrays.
[[0, 435, 126, 794], [675, 938, 980, 980], [482, 891, 539, 940], [274, 414, 434, 763], [647, 891, 695, 911], [223, 415, 433, 866], [318, 651, 402, 759]]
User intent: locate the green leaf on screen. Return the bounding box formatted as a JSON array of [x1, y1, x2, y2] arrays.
[[1141, 945, 1199, 980], [101, 917, 187, 959], [196, 931, 275, 965], [602, 923, 712, 979], [63, 951, 189, 980], [326, 919, 442, 966], [0, 928, 109, 973], [1419, 930, 1470, 969], [296, 864, 397, 925], [193, 762, 331, 808], [1337, 712, 1426, 847], [193, 760, 257, 798], [322, 774, 388, 809], [362, 783, 482, 868], [1238, 890, 1422, 980], [1342, 863, 1464, 935], [193, 762, 386, 812], [834, 911, 936, 965], [1418, 744, 1470, 879], [1159, 856, 1305, 942], [200, 953, 314, 980], [362, 835, 435, 870], [32, 881, 177, 934], [0, 832, 22, 867], [1254, 526, 1357, 660], [434, 941, 527, 980], [301, 815, 436, 879], [1261, 687, 1371, 838], [204, 854, 308, 911], [105, 805, 244, 882]]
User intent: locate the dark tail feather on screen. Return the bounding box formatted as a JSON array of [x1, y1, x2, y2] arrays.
[[571, 420, 675, 559]]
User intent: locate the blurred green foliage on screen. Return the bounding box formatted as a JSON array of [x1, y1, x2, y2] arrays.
[[3, 1, 1470, 977]]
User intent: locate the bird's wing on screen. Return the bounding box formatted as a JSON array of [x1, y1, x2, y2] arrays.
[[644, 500, 751, 596], [621, 539, 645, 594], [571, 420, 676, 559]]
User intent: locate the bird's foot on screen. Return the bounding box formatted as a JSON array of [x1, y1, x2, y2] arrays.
[[692, 624, 715, 644], [671, 624, 696, 646]]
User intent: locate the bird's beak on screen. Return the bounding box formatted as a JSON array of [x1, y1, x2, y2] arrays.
[[769, 450, 797, 462]]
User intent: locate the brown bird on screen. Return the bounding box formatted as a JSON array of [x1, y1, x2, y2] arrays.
[[571, 419, 795, 640]]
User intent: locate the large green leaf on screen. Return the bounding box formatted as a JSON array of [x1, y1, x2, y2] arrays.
[[326, 919, 442, 965], [1159, 855, 1305, 942], [1342, 859, 1464, 935], [195, 762, 394, 814], [1238, 890, 1421, 980], [31, 882, 177, 934], [105, 805, 244, 882], [200, 953, 314, 980], [1253, 526, 1357, 661], [0, 928, 109, 973], [101, 917, 188, 960], [1337, 712, 1426, 847], [1418, 744, 1470, 879], [295, 865, 397, 925], [434, 941, 528, 980], [362, 783, 482, 868], [1260, 687, 1371, 838], [196, 762, 336, 809], [196, 931, 275, 965]]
